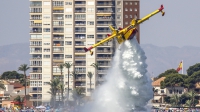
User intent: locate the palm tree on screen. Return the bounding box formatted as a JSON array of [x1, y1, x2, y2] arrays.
[[185, 99, 192, 107], [90, 63, 99, 77], [18, 64, 29, 106], [170, 94, 180, 107], [0, 82, 5, 90], [47, 78, 60, 108], [72, 87, 85, 106], [71, 71, 78, 89], [64, 62, 72, 103], [58, 64, 64, 104], [87, 72, 93, 93], [58, 83, 65, 105], [187, 90, 198, 107]]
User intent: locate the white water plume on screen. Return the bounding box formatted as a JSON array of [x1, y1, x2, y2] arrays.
[[81, 38, 153, 112]]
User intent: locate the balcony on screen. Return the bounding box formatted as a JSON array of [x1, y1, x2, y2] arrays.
[[30, 30, 42, 33], [75, 42, 85, 46], [53, 57, 64, 60], [30, 23, 42, 27], [30, 70, 42, 73], [96, 50, 112, 53], [75, 63, 86, 66], [30, 50, 42, 53], [30, 57, 42, 60], [53, 43, 64, 46], [75, 8, 86, 13], [97, 1, 114, 6], [75, 50, 85, 53], [98, 63, 110, 66], [30, 64, 42, 66], [75, 83, 86, 86], [98, 70, 108, 73], [30, 97, 42, 100], [75, 21, 86, 26], [30, 44, 42, 46], [30, 90, 42, 93], [53, 36, 64, 40], [53, 10, 64, 13], [30, 1, 42, 7], [53, 30, 64, 33], [75, 1, 86, 6], [96, 10, 114, 13], [75, 56, 86, 59], [75, 77, 86, 81], [75, 30, 86, 33]]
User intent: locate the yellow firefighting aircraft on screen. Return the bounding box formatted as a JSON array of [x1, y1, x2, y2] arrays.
[[84, 5, 165, 56]]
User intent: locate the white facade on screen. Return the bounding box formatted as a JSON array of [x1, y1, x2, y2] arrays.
[[29, 0, 139, 103]]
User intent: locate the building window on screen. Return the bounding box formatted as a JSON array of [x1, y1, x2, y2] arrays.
[[179, 90, 182, 94], [135, 2, 137, 5], [65, 55, 72, 58], [65, 41, 72, 45], [87, 35, 94, 38], [87, 21, 94, 25], [130, 15, 132, 18], [65, 15, 72, 19], [161, 89, 164, 93], [44, 42, 50, 45], [117, 1, 121, 5], [130, 2, 132, 5], [125, 22, 128, 25], [44, 48, 50, 52], [130, 8, 132, 11], [125, 8, 128, 11], [169, 90, 172, 94], [43, 28, 50, 32], [135, 8, 137, 11], [117, 21, 121, 25], [117, 15, 121, 19], [65, 2, 72, 5], [125, 15, 128, 18], [43, 55, 50, 58], [125, 2, 128, 5], [117, 8, 121, 12]]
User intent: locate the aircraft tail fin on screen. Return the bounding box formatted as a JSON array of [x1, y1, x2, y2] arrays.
[[109, 25, 115, 31]]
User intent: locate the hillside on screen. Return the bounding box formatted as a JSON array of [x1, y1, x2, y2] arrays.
[[0, 43, 200, 77]]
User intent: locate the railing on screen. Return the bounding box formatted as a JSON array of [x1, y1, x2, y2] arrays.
[[75, 43, 85, 46], [30, 97, 42, 100], [30, 24, 42, 27], [30, 30, 42, 33], [30, 17, 42, 20], [30, 64, 42, 66], [75, 63, 86, 66], [30, 44, 42, 46], [97, 63, 110, 66], [75, 37, 86, 39], [97, 10, 114, 13], [97, 3, 114, 6], [75, 77, 86, 80], [30, 78, 42, 80], [98, 70, 108, 73], [30, 4, 42, 7], [30, 57, 42, 60], [75, 57, 86, 59], [76, 83, 86, 86], [53, 44, 64, 46], [97, 17, 113, 20], [75, 50, 85, 53], [30, 90, 42, 93], [75, 18, 86, 20], [75, 30, 86, 33], [97, 30, 110, 33], [53, 24, 64, 26], [30, 11, 42, 13], [30, 70, 42, 73], [53, 57, 64, 59], [53, 50, 64, 53], [76, 70, 86, 73], [30, 50, 42, 53], [53, 37, 64, 40], [53, 30, 64, 33], [53, 17, 64, 20], [74, 10, 86, 13], [53, 10, 64, 13], [96, 50, 112, 53], [97, 57, 112, 59], [75, 23, 86, 26]]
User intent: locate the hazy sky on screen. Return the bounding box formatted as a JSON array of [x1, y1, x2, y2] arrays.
[[0, 0, 200, 47]]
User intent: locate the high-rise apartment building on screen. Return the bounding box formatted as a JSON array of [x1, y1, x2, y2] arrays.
[[29, 0, 140, 105]]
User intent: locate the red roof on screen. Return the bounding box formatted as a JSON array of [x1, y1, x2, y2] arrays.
[[9, 82, 23, 88]]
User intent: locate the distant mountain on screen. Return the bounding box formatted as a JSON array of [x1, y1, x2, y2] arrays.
[[0, 43, 200, 77]]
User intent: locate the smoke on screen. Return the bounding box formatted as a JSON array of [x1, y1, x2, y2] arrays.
[[81, 38, 153, 112]]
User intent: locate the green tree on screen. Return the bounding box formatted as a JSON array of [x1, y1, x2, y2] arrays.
[[185, 100, 192, 107], [179, 93, 190, 106], [87, 72, 93, 93], [0, 71, 24, 79], [71, 71, 78, 89], [64, 62, 72, 103], [187, 90, 199, 107], [157, 69, 178, 78], [47, 78, 60, 108], [72, 87, 85, 106], [160, 74, 184, 94], [14, 95, 24, 108], [170, 94, 180, 107], [164, 96, 171, 104], [58, 83, 65, 105], [187, 63, 200, 76], [0, 82, 5, 90], [18, 64, 29, 106]]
